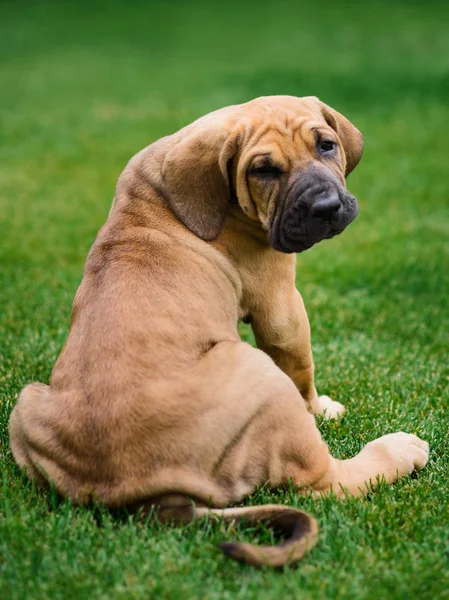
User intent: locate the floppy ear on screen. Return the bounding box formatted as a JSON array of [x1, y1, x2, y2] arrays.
[[319, 101, 364, 176], [161, 124, 238, 241]]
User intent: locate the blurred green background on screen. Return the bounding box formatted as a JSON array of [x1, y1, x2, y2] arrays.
[[1, 1, 448, 599]]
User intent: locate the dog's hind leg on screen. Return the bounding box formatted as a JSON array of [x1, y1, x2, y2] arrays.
[[9, 382, 52, 485], [182, 340, 429, 501], [314, 432, 430, 497], [247, 388, 430, 498]]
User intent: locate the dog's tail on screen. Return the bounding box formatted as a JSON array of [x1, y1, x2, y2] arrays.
[[156, 500, 318, 568]]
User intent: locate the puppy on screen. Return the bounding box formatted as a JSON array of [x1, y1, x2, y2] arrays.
[[9, 96, 429, 567]]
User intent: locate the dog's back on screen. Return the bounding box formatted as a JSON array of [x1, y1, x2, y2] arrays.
[[10, 196, 244, 501]]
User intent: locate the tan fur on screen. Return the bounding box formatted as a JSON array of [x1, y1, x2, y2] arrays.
[[9, 96, 429, 567]]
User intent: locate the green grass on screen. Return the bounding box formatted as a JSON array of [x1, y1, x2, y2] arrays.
[[1, 0, 449, 598]]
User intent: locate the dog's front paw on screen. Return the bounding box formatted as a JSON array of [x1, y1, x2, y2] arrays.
[[316, 395, 345, 419]]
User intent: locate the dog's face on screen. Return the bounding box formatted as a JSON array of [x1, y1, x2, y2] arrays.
[[160, 96, 363, 252], [242, 98, 361, 252]]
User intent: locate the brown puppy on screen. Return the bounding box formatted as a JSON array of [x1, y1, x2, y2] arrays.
[[9, 96, 429, 567]]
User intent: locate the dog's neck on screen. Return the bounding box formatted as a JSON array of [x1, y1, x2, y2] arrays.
[[226, 201, 272, 247]]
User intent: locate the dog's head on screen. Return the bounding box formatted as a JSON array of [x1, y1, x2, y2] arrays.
[[159, 96, 363, 252]]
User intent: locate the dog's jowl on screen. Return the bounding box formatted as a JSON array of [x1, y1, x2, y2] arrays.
[[9, 96, 429, 567]]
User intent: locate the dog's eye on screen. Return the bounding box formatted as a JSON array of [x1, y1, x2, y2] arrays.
[[249, 164, 283, 177], [318, 139, 337, 154]]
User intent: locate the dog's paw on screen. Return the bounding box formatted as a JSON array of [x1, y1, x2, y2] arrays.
[[316, 395, 345, 419], [366, 432, 429, 478]]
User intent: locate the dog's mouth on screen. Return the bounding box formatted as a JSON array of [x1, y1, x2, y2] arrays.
[[269, 169, 359, 253]]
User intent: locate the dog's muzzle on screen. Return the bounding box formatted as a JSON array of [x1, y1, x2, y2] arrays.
[[269, 166, 359, 253]]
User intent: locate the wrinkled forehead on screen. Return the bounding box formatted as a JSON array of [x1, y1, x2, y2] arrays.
[[236, 96, 330, 160]]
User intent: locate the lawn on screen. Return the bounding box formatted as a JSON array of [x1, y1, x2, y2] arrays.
[[1, 0, 448, 598]]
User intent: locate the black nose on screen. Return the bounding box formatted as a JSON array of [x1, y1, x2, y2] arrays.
[[310, 193, 341, 221]]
